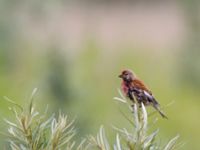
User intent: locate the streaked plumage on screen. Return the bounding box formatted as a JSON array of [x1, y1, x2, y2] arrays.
[[119, 69, 168, 119]]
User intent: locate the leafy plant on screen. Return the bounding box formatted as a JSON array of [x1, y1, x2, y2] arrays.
[[4, 88, 75, 150], [87, 90, 182, 150], [3, 89, 183, 150]]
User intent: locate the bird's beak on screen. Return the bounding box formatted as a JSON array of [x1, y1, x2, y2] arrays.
[[118, 74, 123, 78]]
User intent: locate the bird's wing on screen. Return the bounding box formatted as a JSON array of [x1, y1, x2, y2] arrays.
[[143, 89, 159, 106], [132, 79, 159, 106], [132, 79, 152, 94], [143, 90, 153, 99]]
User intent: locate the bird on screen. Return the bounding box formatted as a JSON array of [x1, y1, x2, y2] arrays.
[[118, 69, 168, 119]]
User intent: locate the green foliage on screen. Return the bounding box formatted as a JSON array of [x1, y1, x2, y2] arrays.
[[86, 91, 182, 150], [4, 88, 76, 150], [4, 89, 182, 150]]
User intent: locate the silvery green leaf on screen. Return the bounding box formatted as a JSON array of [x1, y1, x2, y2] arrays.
[[133, 104, 140, 131], [141, 103, 148, 131], [115, 134, 122, 150], [4, 119, 18, 128], [100, 126, 110, 150], [58, 132, 75, 148], [51, 118, 56, 134], [114, 97, 127, 103], [8, 127, 16, 136], [143, 129, 159, 149], [77, 139, 87, 150], [3, 96, 23, 111], [164, 135, 180, 150], [40, 114, 54, 129]]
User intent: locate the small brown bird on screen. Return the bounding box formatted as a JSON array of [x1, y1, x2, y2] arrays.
[[119, 69, 168, 119]]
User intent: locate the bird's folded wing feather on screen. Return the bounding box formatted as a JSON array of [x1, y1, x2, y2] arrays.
[[132, 79, 152, 94], [143, 88, 159, 106], [132, 79, 159, 105]]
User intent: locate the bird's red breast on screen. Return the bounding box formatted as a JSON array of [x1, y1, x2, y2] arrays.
[[121, 81, 129, 95]]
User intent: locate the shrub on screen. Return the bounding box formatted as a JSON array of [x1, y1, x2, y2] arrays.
[[3, 89, 182, 150]]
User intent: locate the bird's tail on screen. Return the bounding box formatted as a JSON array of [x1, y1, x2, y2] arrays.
[[153, 104, 168, 119]]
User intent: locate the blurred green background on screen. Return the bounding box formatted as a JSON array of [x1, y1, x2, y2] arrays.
[[0, 0, 200, 149]]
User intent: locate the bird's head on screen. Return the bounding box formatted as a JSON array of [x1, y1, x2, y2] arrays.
[[119, 69, 136, 82]]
